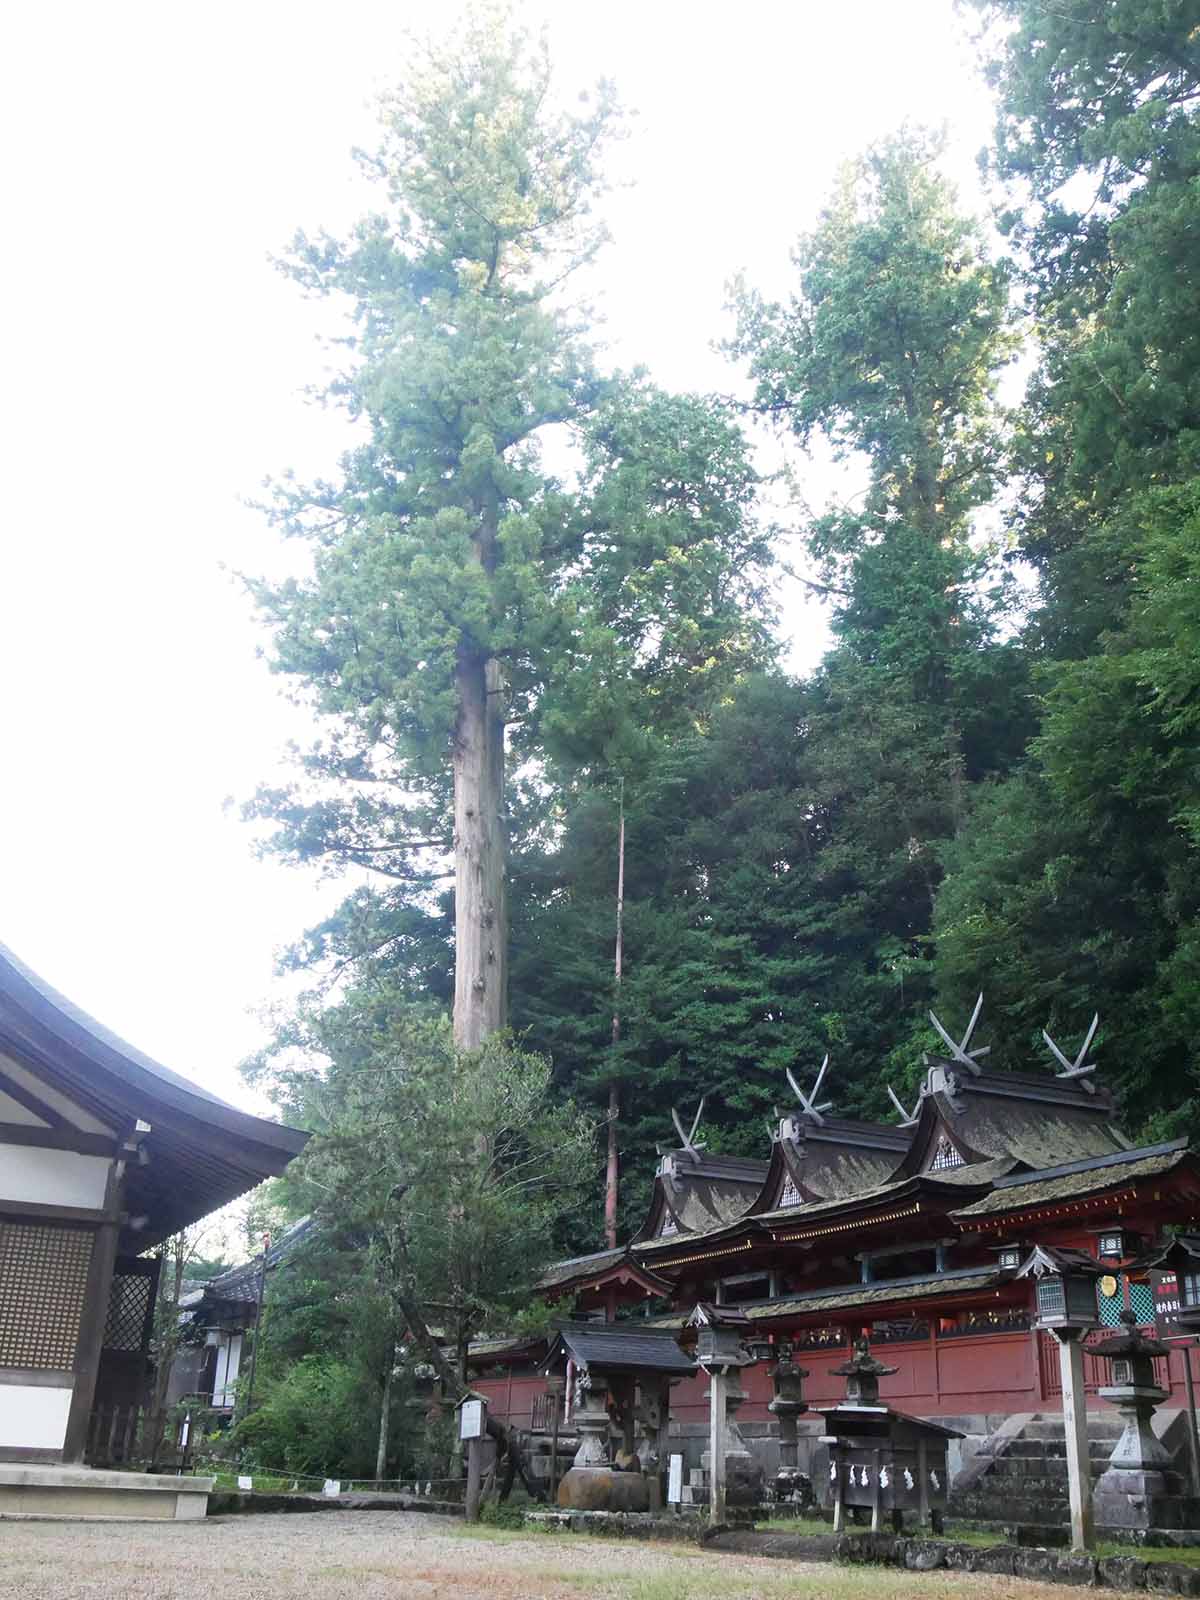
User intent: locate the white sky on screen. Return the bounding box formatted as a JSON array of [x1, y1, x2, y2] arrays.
[[0, 0, 997, 1114]]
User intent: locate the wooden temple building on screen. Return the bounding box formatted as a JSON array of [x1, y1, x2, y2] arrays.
[[468, 1010, 1200, 1473], [0, 943, 307, 1517]]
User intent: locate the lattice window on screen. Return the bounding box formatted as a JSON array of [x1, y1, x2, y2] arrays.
[[659, 1213, 678, 1238], [778, 1173, 801, 1209], [103, 1272, 153, 1353], [929, 1135, 964, 1171], [1130, 1280, 1156, 1325], [0, 1222, 93, 1370]]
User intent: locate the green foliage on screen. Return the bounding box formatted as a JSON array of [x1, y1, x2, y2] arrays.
[[269, 1006, 596, 1354], [230, 1355, 399, 1479], [932, 3, 1200, 1137]]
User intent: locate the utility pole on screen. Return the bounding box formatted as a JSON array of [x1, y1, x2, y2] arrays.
[[604, 777, 625, 1250]]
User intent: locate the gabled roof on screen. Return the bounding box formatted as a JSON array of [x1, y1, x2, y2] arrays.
[[543, 1322, 695, 1375], [180, 1217, 316, 1313], [896, 1060, 1125, 1177], [537, 1245, 673, 1300], [750, 1113, 910, 1214], [0, 942, 308, 1245], [631, 1149, 768, 1244]]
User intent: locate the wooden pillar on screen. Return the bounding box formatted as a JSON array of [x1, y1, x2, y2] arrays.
[[831, 1450, 845, 1532], [1057, 1332, 1095, 1552], [708, 1368, 727, 1525], [62, 1161, 124, 1464]]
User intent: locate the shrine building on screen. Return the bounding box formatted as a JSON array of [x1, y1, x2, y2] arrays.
[[0, 943, 307, 1516], [468, 1007, 1200, 1466]]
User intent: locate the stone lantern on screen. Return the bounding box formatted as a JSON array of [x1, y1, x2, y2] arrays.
[[1016, 1245, 1106, 1550], [687, 1303, 764, 1518], [768, 1344, 813, 1505], [1091, 1310, 1184, 1530]]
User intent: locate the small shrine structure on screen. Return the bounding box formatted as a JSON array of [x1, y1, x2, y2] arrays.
[[821, 1335, 960, 1532], [542, 1322, 694, 1510]]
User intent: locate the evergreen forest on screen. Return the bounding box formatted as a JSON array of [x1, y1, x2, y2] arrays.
[[230, 4, 1200, 1466]]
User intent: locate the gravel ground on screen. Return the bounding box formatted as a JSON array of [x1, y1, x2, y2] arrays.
[[0, 1510, 1135, 1600]]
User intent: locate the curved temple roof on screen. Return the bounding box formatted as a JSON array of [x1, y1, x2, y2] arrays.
[[0, 942, 308, 1246]]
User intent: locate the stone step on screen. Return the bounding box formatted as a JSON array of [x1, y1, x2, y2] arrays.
[[1023, 1419, 1123, 1441]]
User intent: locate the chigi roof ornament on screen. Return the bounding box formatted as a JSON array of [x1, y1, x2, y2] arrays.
[[669, 1096, 707, 1162], [1043, 1013, 1100, 1095], [886, 1082, 926, 1128], [928, 993, 989, 1076], [786, 1054, 832, 1126]]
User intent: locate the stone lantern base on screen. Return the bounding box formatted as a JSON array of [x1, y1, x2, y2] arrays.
[[1093, 1383, 1197, 1530]]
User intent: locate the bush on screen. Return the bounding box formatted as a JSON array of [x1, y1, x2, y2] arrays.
[[229, 1356, 387, 1479]]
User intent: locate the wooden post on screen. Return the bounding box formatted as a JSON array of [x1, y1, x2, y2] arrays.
[[870, 1448, 882, 1533], [831, 1451, 845, 1533], [1182, 1342, 1200, 1500], [917, 1437, 929, 1527], [460, 1395, 488, 1524], [1057, 1332, 1095, 1551], [708, 1368, 727, 1526], [550, 1395, 560, 1505]]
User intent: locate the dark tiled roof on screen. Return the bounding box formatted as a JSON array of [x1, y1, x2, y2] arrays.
[[548, 1323, 695, 1374], [952, 1146, 1189, 1218], [181, 1217, 316, 1310]]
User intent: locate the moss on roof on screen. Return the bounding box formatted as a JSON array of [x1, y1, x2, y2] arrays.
[[643, 1271, 1004, 1329], [952, 1149, 1187, 1218]]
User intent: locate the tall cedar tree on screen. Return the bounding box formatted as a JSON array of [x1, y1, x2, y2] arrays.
[[249, 14, 772, 1052]]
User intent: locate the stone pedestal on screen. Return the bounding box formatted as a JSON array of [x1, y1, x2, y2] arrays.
[[701, 1378, 764, 1507], [1093, 1383, 1182, 1529], [769, 1353, 812, 1505]]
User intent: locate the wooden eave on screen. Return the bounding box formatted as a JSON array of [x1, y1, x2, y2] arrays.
[[552, 1251, 673, 1303], [0, 944, 308, 1246], [760, 1170, 996, 1246]]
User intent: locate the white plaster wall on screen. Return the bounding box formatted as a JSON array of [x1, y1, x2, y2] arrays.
[[0, 1143, 111, 1209], [0, 1384, 73, 1450]]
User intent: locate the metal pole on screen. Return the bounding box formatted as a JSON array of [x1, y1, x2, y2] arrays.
[[241, 1234, 270, 1419], [1057, 1332, 1095, 1551], [604, 777, 625, 1250]]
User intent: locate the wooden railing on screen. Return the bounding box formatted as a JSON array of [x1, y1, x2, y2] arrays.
[[529, 1392, 556, 1433], [87, 1403, 146, 1466]]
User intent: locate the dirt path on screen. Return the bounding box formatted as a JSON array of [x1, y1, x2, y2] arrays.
[[0, 1510, 1137, 1600]]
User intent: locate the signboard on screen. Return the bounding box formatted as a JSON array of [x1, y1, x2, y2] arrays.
[[459, 1398, 486, 1440], [323, 1479, 342, 1497], [1154, 1270, 1187, 1338], [237, 1475, 253, 1491], [667, 1453, 683, 1505]]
